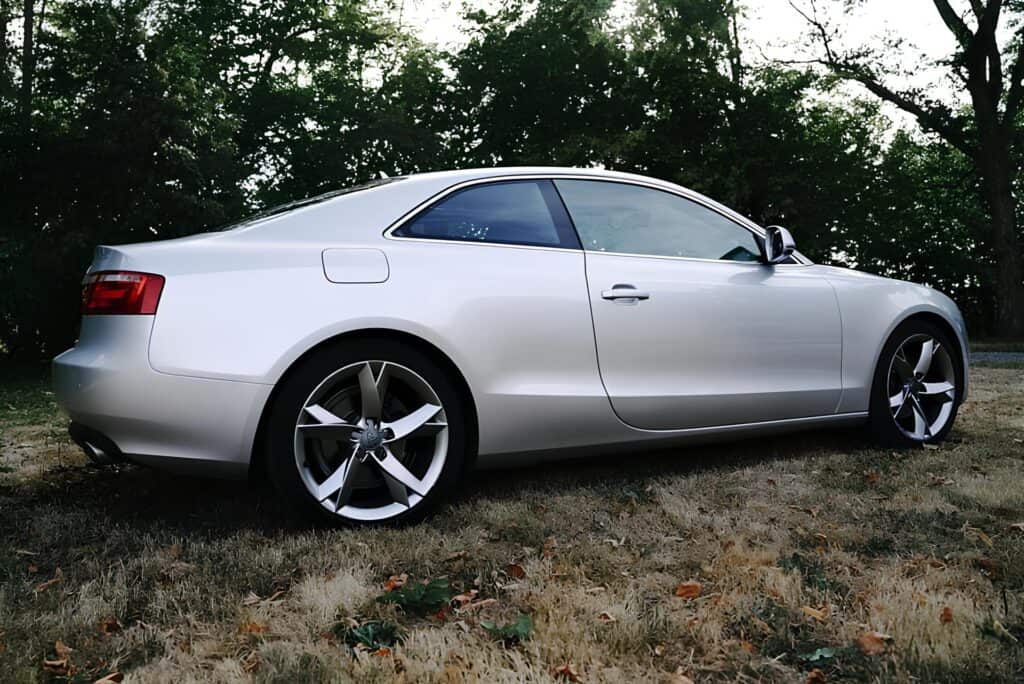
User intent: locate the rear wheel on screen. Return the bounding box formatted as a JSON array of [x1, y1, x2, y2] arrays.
[[265, 338, 467, 525], [869, 319, 961, 447]]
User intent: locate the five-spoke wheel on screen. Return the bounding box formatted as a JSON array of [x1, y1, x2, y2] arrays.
[[266, 338, 467, 525], [870, 320, 962, 446]]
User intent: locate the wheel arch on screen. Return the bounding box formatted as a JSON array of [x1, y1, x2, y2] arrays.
[[248, 328, 480, 481]]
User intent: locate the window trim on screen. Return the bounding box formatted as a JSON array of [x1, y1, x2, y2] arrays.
[[388, 179, 581, 250], [383, 174, 812, 266]]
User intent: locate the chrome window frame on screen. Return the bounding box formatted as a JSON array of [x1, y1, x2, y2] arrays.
[[383, 173, 812, 266]]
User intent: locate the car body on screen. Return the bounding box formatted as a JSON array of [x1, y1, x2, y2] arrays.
[[53, 167, 969, 523]]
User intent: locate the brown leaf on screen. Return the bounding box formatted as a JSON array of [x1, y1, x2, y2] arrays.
[[597, 611, 617, 623], [27, 563, 38, 574], [98, 616, 122, 635], [94, 673, 125, 684], [384, 573, 408, 592], [864, 471, 880, 485], [451, 589, 479, 608], [928, 473, 955, 487], [372, 647, 392, 657], [801, 605, 830, 623], [674, 581, 702, 599], [806, 668, 827, 684], [1009, 522, 1024, 533], [34, 567, 63, 593], [856, 631, 892, 656], [42, 641, 74, 676], [239, 621, 267, 635], [940, 606, 953, 624], [553, 663, 581, 681], [739, 640, 756, 653], [542, 536, 558, 558], [506, 563, 526, 579], [653, 643, 666, 656]]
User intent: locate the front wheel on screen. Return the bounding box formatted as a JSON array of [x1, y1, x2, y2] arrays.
[[868, 319, 962, 447], [265, 338, 468, 526]]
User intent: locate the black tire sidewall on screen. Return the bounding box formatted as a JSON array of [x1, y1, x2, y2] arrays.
[[869, 319, 962, 447], [264, 338, 467, 526]]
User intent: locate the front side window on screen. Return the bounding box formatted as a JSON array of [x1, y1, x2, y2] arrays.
[[554, 180, 762, 262], [393, 180, 578, 248]]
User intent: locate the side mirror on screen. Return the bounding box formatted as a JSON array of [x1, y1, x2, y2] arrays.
[[763, 225, 796, 264]]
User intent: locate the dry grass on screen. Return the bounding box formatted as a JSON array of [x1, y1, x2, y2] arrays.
[[1, 364, 1023, 683]]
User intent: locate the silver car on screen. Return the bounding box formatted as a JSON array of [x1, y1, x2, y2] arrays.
[[53, 167, 969, 525]]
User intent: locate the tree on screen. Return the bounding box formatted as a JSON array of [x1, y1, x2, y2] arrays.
[[791, 0, 1024, 337]]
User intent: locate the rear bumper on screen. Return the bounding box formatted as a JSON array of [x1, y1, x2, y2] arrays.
[[53, 317, 273, 479]]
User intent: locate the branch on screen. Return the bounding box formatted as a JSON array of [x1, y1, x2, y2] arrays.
[[789, 0, 973, 156], [932, 0, 973, 48]]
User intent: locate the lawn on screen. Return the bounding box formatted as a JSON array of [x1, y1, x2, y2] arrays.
[[1, 363, 1023, 683]]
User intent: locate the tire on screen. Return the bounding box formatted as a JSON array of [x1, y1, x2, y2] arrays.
[[264, 338, 468, 526], [868, 319, 963, 448]]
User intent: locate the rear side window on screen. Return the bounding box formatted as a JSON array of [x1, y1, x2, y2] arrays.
[[393, 180, 579, 249]]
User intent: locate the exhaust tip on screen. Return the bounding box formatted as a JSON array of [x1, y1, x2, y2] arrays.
[[69, 422, 125, 466]]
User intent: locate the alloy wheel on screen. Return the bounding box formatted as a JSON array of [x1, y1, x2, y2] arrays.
[[294, 361, 449, 521], [886, 334, 957, 441]]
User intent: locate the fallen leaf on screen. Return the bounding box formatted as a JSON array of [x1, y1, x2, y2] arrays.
[[444, 550, 467, 562], [239, 621, 267, 635], [99, 616, 122, 635], [553, 663, 581, 681], [806, 668, 827, 684], [451, 589, 478, 607], [977, 529, 994, 548], [94, 673, 124, 683], [856, 631, 892, 656], [506, 563, 526, 579], [27, 563, 38, 574], [928, 473, 955, 486], [940, 607, 953, 624], [865, 471, 880, 485], [739, 640, 756, 653], [675, 581, 702, 599], [383, 573, 408, 592], [371, 647, 392, 657], [597, 611, 617, 623], [42, 640, 73, 676], [1009, 522, 1024, 533], [653, 643, 666, 656], [34, 567, 63, 593], [801, 605, 830, 623]]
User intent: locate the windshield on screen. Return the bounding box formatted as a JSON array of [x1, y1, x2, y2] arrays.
[[219, 177, 404, 231]]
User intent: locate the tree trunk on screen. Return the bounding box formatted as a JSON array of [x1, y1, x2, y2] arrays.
[[977, 131, 1024, 337], [19, 0, 34, 130]]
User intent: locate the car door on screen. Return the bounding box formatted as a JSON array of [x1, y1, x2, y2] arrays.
[[554, 178, 843, 430]]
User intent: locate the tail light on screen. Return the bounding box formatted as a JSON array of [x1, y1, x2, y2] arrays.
[[82, 271, 165, 315]]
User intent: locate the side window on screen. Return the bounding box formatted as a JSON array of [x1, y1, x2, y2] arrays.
[[554, 180, 763, 262], [393, 180, 578, 248]]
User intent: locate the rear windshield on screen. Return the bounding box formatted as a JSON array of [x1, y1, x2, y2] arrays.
[[219, 177, 404, 231]]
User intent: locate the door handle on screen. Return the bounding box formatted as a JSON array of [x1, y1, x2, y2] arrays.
[[601, 285, 650, 302]]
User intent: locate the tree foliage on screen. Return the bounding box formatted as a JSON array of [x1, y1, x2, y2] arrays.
[[0, 0, 1008, 359]]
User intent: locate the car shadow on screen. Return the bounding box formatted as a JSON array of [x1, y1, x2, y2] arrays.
[[2, 426, 873, 535]]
